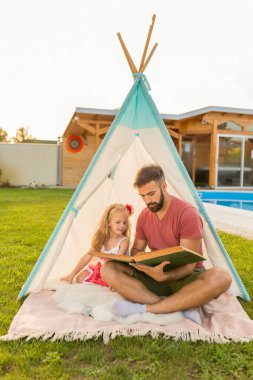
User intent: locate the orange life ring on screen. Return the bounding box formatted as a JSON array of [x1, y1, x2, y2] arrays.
[[66, 135, 84, 153]]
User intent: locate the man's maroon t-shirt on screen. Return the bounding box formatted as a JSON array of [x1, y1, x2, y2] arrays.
[[135, 196, 204, 267]]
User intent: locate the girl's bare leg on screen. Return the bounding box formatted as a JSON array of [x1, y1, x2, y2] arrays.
[[76, 269, 91, 283]]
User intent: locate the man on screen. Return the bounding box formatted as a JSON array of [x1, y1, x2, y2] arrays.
[[101, 165, 231, 322]]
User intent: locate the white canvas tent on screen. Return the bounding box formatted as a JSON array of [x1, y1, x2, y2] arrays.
[[19, 16, 249, 302]]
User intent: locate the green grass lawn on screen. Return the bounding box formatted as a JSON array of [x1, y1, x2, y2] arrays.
[[0, 188, 253, 379]]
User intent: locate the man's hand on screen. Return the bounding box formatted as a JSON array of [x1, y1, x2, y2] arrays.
[[130, 261, 171, 282]]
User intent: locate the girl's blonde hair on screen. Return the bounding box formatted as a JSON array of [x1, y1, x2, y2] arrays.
[[91, 204, 131, 251]]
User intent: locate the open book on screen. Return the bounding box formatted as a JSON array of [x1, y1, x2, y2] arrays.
[[91, 246, 205, 271]]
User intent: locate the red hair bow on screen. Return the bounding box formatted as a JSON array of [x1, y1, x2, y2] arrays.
[[125, 204, 134, 215]]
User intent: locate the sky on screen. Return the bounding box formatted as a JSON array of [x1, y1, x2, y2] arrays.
[[1, 0, 253, 140]]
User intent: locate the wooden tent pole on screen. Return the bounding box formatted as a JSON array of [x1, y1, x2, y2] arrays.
[[138, 14, 156, 72], [117, 33, 138, 74], [140, 43, 158, 73]]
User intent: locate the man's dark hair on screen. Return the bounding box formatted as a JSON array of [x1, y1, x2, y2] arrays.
[[134, 165, 165, 187]]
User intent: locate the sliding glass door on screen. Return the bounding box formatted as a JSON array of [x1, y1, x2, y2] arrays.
[[216, 135, 253, 188], [244, 137, 253, 186]]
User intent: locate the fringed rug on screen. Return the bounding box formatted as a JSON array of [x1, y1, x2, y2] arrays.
[[1, 282, 253, 344]]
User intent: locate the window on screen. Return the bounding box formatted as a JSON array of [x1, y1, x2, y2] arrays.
[[218, 121, 242, 131], [246, 124, 253, 132], [182, 135, 211, 188]]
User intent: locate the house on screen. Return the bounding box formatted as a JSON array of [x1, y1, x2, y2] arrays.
[[61, 106, 253, 189]]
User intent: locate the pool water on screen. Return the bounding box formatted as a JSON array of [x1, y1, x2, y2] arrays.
[[198, 191, 253, 211]]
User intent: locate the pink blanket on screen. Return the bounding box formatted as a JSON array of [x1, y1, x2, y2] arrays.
[[1, 289, 253, 343]]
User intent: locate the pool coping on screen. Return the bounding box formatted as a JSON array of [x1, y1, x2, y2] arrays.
[[203, 202, 253, 240]]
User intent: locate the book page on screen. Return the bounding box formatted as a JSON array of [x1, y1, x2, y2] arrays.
[[91, 251, 134, 263], [134, 246, 195, 262]]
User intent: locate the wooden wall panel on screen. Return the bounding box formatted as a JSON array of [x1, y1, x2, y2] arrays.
[[62, 136, 98, 187]]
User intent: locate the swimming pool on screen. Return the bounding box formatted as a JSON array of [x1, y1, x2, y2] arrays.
[[198, 191, 253, 211]]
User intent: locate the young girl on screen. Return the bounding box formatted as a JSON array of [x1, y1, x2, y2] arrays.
[[61, 203, 133, 287]]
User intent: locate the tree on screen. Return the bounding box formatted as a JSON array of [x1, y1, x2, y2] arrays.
[[0, 128, 8, 142], [13, 127, 36, 143]]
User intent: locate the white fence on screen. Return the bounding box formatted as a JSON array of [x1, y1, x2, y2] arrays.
[[0, 143, 60, 186]]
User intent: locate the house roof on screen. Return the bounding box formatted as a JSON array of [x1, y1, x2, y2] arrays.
[[75, 105, 253, 121], [63, 105, 253, 137]]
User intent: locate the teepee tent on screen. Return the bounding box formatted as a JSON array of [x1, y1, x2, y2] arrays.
[[19, 16, 249, 301]]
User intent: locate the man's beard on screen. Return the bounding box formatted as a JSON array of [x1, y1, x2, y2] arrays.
[[147, 190, 164, 213]]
